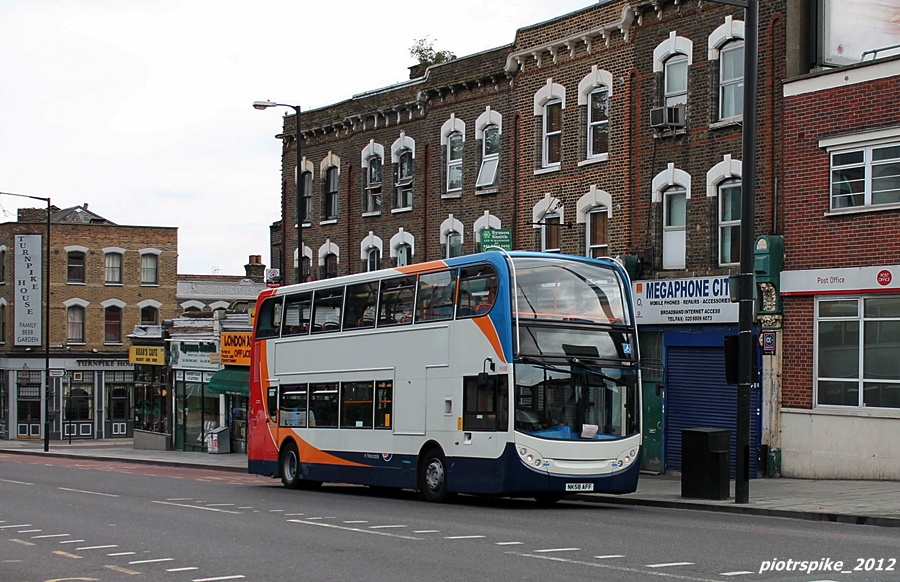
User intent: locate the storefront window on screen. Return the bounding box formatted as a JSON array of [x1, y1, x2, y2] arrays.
[[134, 364, 168, 433], [177, 371, 219, 451], [106, 370, 132, 422], [0, 371, 8, 440]]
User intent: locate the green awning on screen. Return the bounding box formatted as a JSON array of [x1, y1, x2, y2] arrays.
[[207, 367, 250, 397]]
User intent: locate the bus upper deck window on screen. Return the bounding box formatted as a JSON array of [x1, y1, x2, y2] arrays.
[[255, 297, 283, 339], [312, 288, 344, 333], [457, 265, 498, 318], [379, 276, 416, 326]]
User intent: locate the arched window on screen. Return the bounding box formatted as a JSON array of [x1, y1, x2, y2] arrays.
[[719, 40, 744, 119], [141, 306, 159, 325], [665, 53, 689, 107], [365, 154, 383, 213], [542, 214, 561, 252], [587, 89, 609, 158], [300, 170, 312, 223], [476, 125, 500, 188], [543, 101, 562, 167], [447, 133, 463, 192], [719, 180, 742, 265], [587, 207, 609, 258], [446, 232, 462, 258], [141, 254, 158, 285], [663, 186, 687, 270], [396, 244, 412, 267], [367, 248, 381, 272], [67, 250, 86, 283], [67, 305, 86, 343], [324, 166, 339, 219], [324, 253, 338, 279], [105, 306, 123, 343], [395, 150, 414, 209], [104, 250, 123, 284]]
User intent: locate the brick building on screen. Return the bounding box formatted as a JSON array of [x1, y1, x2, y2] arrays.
[[779, 55, 900, 479], [0, 204, 177, 441], [261, 1, 896, 478]]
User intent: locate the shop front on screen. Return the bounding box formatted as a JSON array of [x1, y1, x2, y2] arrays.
[[170, 339, 220, 452], [633, 276, 761, 476], [206, 331, 251, 453]]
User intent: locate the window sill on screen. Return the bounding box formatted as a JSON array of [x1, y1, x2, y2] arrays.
[[67, 281, 86, 286], [825, 202, 900, 217], [578, 154, 609, 167], [320, 219, 338, 226], [140, 283, 160, 287], [710, 116, 742, 130], [534, 166, 561, 176], [391, 207, 413, 214], [104, 283, 124, 287], [441, 193, 462, 200], [104, 342, 124, 346], [67, 342, 86, 346], [476, 187, 499, 195], [361, 211, 381, 218], [783, 406, 900, 420]]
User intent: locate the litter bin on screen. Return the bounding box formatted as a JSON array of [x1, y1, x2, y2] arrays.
[[681, 427, 729, 499], [207, 426, 231, 454]]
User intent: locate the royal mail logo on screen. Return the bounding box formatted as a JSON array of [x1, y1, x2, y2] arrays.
[[877, 270, 892, 286]]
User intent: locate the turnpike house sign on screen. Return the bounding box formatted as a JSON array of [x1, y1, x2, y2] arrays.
[[15, 234, 43, 346]]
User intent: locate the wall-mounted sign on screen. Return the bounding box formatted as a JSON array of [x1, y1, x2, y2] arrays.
[[169, 340, 219, 371], [781, 265, 900, 296], [633, 276, 738, 325], [220, 332, 252, 366], [14, 234, 42, 346], [130, 346, 165, 365], [481, 229, 512, 252]]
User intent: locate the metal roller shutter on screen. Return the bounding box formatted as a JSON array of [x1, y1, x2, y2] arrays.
[[665, 344, 760, 477]]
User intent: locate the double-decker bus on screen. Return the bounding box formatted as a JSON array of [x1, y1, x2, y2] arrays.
[[248, 251, 641, 503]]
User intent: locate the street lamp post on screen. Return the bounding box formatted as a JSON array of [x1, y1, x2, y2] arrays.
[[253, 100, 304, 284], [0, 191, 52, 451], [707, 0, 758, 504]]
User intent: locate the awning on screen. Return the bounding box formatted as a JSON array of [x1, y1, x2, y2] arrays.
[[207, 367, 250, 397]]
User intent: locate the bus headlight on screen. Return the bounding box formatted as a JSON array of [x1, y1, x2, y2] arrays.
[[526, 454, 533, 462]]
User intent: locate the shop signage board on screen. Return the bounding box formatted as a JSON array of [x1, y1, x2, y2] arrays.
[[632, 276, 738, 325], [481, 229, 512, 251], [220, 332, 252, 366], [130, 346, 165, 365], [169, 340, 220, 371], [14, 234, 42, 346], [781, 264, 900, 295]]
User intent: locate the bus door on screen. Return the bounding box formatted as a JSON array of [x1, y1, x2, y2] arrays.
[[249, 380, 280, 465]]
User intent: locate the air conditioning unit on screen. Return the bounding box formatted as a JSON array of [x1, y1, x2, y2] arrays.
[[650, 106, 686, 129]]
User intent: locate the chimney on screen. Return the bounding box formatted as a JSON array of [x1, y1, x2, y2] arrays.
[[83, 203, 89, 210], [245, 254, 266, 283]]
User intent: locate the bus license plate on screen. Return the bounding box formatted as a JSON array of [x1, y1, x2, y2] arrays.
[[565, 483, 594, 492]]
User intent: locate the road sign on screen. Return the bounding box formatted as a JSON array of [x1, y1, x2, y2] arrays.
[[49, 369, 66, 377], [481, 228, 512, 251]]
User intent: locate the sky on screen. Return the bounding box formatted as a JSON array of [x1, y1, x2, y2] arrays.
[[0, 0, 593, 276]]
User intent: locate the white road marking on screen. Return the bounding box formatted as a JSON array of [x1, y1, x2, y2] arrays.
[[534, 548, 581, 553], [444, 535, 486, 540], [343, 520, 367, 524], [517, 552, 720, 582], [495, 541, 524, 546], [369, 525, 407, 529], [32, 533, 70, 539], [108, 551, 137, 556], [129, 557, 174, 564], [305, 516, 323, 520], [17, 529, 41, 533], [268, 509, 285, 513], [59, 487, 118, 497], [59, 540, 87, 544], [77, 545, 118, 551], [0, 524, 31, 529], [238, 506, 253, 509], [595, 555, 626, 559], [287, 519, 420, 540], [719, 573, 754, 577], [151, 500, 241, 514], [284, 513, 304, 516], [168, 567, 200, 572], [206, 503, 236, 507], [413, 530, 440, 533], [191, 576, 245, 581], [647, 562, 695, 569], [0, 478, 33, 485], [167, 497, 193, 501]]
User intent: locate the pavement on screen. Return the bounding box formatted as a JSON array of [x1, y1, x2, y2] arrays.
[[2, 438, 899, 528]]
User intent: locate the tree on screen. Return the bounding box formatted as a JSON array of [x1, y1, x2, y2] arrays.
[[409, 37, 456, 67]]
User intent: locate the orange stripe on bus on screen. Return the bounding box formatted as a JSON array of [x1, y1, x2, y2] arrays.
[[395, 259, 449, 275], [287, 436, 368, 467], [473, 316, 506, 363]]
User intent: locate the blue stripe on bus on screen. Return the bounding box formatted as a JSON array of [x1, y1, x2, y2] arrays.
[[253, 443, 641, 496]]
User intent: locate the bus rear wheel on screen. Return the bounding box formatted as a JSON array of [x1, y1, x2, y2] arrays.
[[280, 442, 322, 490], [419, 449, 450, 503]]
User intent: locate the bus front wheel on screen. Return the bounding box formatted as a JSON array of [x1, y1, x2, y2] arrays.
[[280, 442, 301, 489], [419, 449, 450, 502]]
